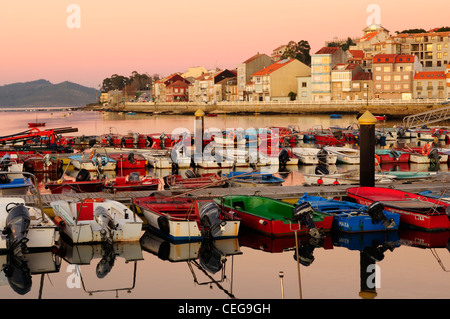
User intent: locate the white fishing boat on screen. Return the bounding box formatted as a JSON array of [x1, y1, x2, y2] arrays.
[[0, 197, 58, 252], [291, 147, 338, 165], [50, 198, 143, 244], [214, 148, 249, 167], [324, 146, 360, 164], [69, 153, 117, 171], [303, 171, 396, 186], [213, 135, 246, 148]]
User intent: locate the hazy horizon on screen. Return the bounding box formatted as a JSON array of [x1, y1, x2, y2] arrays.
[[1, 0, 449, 89]]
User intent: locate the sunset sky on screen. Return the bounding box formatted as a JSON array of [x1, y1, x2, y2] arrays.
[[0, 0, 449, 89]]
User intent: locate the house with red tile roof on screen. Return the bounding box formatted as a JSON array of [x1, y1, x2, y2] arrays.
[[331, 63, 363, 100], [153, 73, 191, 102], [413, 71, 447, 99], [351, 24, 390, 58], [165, 80, 190, 102], [372, 54, 420, 100], [191, 69, 236, 103], [249, 58, 310, 101]]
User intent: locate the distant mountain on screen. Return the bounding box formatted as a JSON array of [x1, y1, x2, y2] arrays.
[[0, 79, 98, 107]]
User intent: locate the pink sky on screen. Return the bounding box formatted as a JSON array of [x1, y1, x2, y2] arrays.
[[0, 0, 449, 89]]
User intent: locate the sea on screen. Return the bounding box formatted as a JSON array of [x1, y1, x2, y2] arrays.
[[0, 108, 449, 305]]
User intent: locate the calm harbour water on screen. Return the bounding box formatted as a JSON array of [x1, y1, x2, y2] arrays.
[[0, 109, 449, 301]]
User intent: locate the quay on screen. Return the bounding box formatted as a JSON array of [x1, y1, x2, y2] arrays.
[[16, 175, 450, 213], [89, 99, 450, 118]]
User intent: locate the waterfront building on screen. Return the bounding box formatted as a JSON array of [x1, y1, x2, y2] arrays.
[[249, 59, 311, 102], [296, 76, 312, 101], [351, 71, 373, 101], [214, 76, 238, 102], [311, 47, 348, 101], [413, 71, 447, 99], [392, 30, 450, 69], [165, 80, 190, 102], [191, 69, 236, 103], [237, 53, 273, 101], [331, 63, 363, 100], [447, 64, 450, 98], [372, 54, 421, 100], [153, 73, 190, 102]]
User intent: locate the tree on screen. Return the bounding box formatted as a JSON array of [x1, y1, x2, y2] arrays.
[[281, 40, 311, 66], [398, 28, 426, 34], [326, 37, 356, 51]]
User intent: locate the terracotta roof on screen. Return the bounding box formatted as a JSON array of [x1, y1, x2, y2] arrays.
[[357, 31, 380, 43], [315, 47, 340, 55], [251, 59, 295, 76], [348, 50, 365, 59], [243, 53, 267, 64], [373, 54, 415, 63], [166, 80, 190, 87], [394, 31, 450, 38], [352, 72, 372, 81], [414, 71, 446, 80]]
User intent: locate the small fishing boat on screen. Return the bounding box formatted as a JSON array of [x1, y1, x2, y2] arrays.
[[296, 194, 399, 233], [103, 172, 160, 192], [347, 187, 450, 231], [108, 153, 147, 170], [133, 196, 240, 242], [28, 122, 45, 128], [44, 168, 104, 194], [0, 197, 58, 254], [164, 171, 225, 189], [324, 146, 360, 164], [375, 149, 410, 164], [383, 171, 438, 180], [70, 153, 117, 171], [22, 153, 63, 173], [214, 195, 333, 237], [291, 147, 338, 165], [50, 198, 143, 244], [223, 171, 284, 187], [141, 148, 191, 169]]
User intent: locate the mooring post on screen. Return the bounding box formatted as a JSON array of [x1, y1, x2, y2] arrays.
[[194, 109, 205, 164], [358, 111, 377, 187]]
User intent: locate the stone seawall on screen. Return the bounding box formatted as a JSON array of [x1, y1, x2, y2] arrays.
[[92, 101, 446, 118]]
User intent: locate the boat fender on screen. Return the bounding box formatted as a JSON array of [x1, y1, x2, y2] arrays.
[[157, 216, 170, 234], [259, 219, 267, 225], [54, 216, 66, 227], [375, 154, 381, 166]]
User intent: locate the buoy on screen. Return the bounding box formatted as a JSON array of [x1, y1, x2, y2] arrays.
[[54, 216, 65, 227], [317, 178, 323, 185], [422, 143, 431, 156]]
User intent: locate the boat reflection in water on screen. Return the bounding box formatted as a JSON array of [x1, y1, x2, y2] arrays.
[[56, 238, 143, 297], [0, 250, 61, 296], [140, 230, 241, 298]]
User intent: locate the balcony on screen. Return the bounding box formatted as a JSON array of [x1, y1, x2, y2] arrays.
[[438, 86, 445, 90], [416, 86, 423, 91]]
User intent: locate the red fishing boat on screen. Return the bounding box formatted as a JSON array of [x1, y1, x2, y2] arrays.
[[28, 122, 46, 128], [108, 153, 147, 170], [104, 173, 160, 192], [347, 187, 450, 231], [163, 172, 225, 189], [22, 153, 63, 172], [44, 168, 104, 194]]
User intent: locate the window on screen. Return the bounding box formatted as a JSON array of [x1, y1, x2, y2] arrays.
[[384, 75, 391, 81], [394, 75, 401, 81], [384, 84, 391, 90], [404, 84, 409, 89], [384, 66, 391, 72], [394, 84, 401, 90], [302, 82, 307, 88], [403, 75, 409, 80], [375, 76, 382, 81], [375, 66, 382, 71]]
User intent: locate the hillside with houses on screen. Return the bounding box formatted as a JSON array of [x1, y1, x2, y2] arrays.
[[100, 24, 450, 107]]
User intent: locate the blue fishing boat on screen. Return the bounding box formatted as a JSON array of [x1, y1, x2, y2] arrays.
[[296, 194, 400, 233], [0, 178, 33, 195], [224, 171, 284, 187]]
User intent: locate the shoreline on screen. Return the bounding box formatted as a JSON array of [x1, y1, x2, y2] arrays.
[[86, 100, 448, 119]]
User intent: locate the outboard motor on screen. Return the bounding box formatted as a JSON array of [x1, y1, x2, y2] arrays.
[[95, 244, 117, 279], [389, 149, 400, 160], [397, 126, 406, 138], [127, 151, 135, 164], [315, 164, 329, 175], [293, 241, 316, 266], [2, 254, 32, 295], [106, 135, 114, 146], [0, 154, 11, 170], [2, 203, 31, 256], [293, 202, 321, 238], [366, 202, 395, 228], [129, 172, 140, 182], [428, 147, 440, 163], [94, 206, 116, 244], [199, 202, 226, 239], [76, 168, 91, 182], [199, 239, 226, 274], [316, 147, 328, 165], [279, 148, 290, 167]]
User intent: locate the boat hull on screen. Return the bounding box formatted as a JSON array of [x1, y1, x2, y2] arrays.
[[347, 187, 450, 231], [214, 196, 333, 237], [45, 180, 104, 193]]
